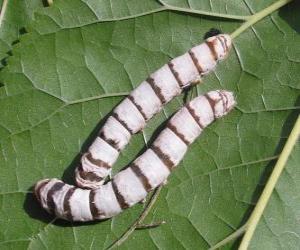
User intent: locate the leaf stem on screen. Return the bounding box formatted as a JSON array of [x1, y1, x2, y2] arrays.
[[209, 224, 247, 250], [107, 186, 163, 250], [158, 0, 249, 21], [239, 115, 300, 250], [66, 92, 129, 105], [136, 220, 166, 230], [231, 0, 293, 39], [0, 0, 8, 28]]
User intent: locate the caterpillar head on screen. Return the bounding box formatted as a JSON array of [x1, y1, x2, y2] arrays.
[[206, 34, 232, 61], [206, 90, 236, 118]]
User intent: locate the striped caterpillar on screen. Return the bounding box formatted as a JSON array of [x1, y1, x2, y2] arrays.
[[35, 90, 236, 221], [75, 33, 232, 189]]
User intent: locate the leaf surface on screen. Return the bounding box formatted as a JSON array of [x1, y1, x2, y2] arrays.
[[0, 0, 43, 62]]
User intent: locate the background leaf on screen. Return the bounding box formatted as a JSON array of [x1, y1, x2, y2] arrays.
[[0, 0, 299, 249]]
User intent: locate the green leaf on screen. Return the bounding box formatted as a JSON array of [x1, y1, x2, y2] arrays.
[[0, 0, 43, 63], [0, 0, 299, 249]]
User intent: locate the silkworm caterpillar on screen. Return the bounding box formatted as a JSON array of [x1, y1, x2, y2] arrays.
[[75, 33, 232, 189], [35, 90, 236, 221]]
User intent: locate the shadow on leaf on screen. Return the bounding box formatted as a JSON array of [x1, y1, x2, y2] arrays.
[[278, 0, 300, 34]]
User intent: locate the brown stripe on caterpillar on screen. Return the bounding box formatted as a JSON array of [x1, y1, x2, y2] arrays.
[[205, 40, 218, 61], [130, 163, 152, 192], [112, 112, 134, 135], [168, 62, 184, 87], [111, 180, 129, 209], [98, 133, 120, 152], [77, 165, 103, 182], [127, 95, 147, 121], [223, 35, 229, 52], [151, 145, 174, 171], [63, 187, 76, 221], [146, 77, 166, 104], [89, 189, 99, 219], [34, 179, 51, 202], [86, 152, 111, 169], [217, 37, 227, 54], [217, 90, 228, 112], [204, 94, 217, 118], [47, 182, 65, 214], [167, 123, 190, 146], [188, 50, 204, 75], [223, 91, 229, 112], [185, 104, 204, 129], [208, 91, 228, 117]]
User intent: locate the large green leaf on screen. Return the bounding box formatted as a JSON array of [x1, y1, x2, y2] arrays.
[[0, 0, 299, 249]]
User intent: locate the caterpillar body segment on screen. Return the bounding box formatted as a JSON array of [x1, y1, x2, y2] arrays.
[[35, 90, 236, 221], [75, 34, 232, 189]]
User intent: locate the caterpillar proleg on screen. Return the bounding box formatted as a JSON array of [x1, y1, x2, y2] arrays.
[[75, 34, 232, 189], [35, 90, 236, 221]]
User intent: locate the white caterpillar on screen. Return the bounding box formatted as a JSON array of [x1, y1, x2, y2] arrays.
[[35, 90, 236, 222], [75, 34, 232, 189]]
